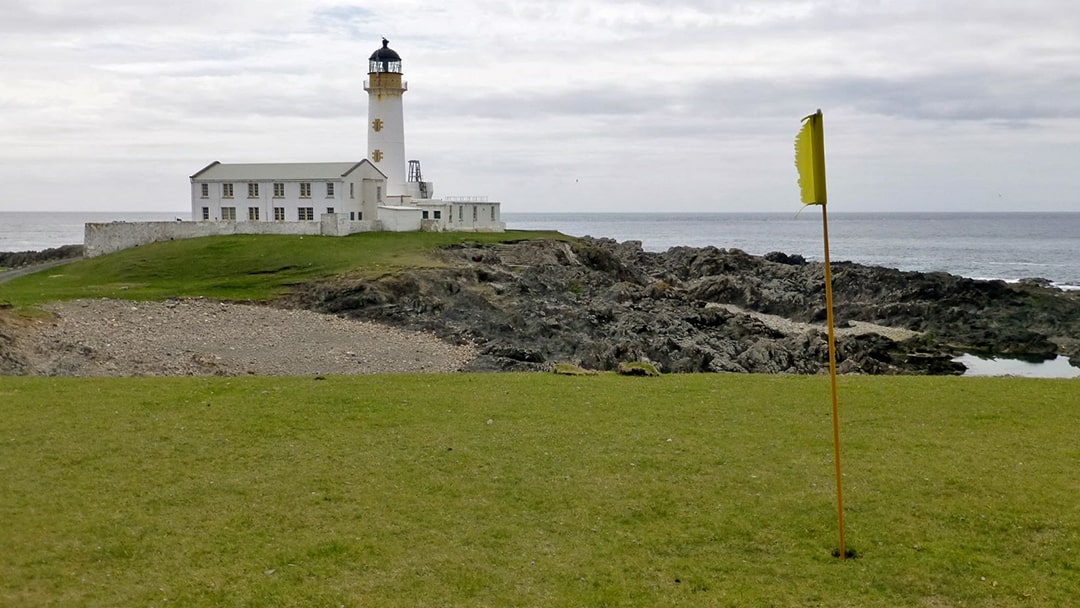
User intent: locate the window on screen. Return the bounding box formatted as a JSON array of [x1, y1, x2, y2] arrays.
[[222, 183, 234, 198], [298, 207, 314, 221], [376, 186, 382, 202], [273, 183, 284, 198], [422, 210, 429, 219], [247, 183, 259, 198], [491, 206, 496, 221], [472, 206, 478, 222], [326, 183, 335, 197], [273, 207, 285, 221], [358, 211, 363, 220], [326, 207, 334, 215], [349, 212, 355, 221], [433, 210, 441, 220], [221, 207, 237, 221], [201, 207, 209, 220], [200, 183, 209, 198], [248, 207, 259, 221], [458, 206, 464, 223], [349, 183, 354, 199], [300, 183, 311, 198]]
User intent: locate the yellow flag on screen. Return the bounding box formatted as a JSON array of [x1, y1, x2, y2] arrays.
[[795, 109, 827, 205]]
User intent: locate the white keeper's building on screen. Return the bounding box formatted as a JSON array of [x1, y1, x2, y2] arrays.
[[188, 38, 504, 234], [191, 161, 385, 224]]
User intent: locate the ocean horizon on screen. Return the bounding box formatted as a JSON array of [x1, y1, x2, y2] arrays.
[[504, 211, 1080, 289]]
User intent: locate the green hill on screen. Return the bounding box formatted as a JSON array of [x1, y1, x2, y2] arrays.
[[0, 231, 567, 305]]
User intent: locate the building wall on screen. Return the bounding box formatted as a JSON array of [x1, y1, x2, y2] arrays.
[[416, 201, 505, 232], [343, 175, 365, 220], [377, 206, 423, 232], [360, 178, 382, 221], [191, 179, 354, 223]]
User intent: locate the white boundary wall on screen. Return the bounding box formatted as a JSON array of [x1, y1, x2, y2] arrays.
[[85, 217, 379, 257], [377, 206, 423, 232]]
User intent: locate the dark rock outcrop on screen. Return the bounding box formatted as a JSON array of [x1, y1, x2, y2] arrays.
[[0, 245, 84, 268], [285, 237, 1080, 375]]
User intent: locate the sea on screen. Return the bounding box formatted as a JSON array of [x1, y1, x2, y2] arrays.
[[2, 210, 1078, 377], [504, 212, 1080, 290], [0, 212, 187, 253]]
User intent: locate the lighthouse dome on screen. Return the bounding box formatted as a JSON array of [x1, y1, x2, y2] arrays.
[[369, 38, 402, 73]]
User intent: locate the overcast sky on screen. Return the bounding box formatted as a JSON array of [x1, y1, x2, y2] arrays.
[[2, 0, 1078, 214]]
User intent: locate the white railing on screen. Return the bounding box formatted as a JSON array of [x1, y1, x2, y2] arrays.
[[443, 196, 489, 202]]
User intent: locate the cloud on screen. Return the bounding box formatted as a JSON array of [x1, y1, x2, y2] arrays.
[[1, 0, 1079, 213]]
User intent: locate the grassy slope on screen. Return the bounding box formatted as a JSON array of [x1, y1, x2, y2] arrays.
[[0, 230, 566, 305], [2, 374, 1078, 607]]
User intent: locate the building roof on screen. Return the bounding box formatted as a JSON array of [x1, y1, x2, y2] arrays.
[[190, 161, 385, 181], [369, 38, 401, 62]]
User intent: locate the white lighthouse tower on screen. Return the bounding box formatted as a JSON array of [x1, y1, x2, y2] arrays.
[[365, 38, 408, 199]]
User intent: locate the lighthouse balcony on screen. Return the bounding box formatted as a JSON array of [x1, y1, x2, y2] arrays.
[[364, 78, 407, 92]]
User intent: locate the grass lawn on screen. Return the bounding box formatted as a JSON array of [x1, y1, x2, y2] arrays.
[[1, 373, 1077, 606], [0, 230, 566, 305]]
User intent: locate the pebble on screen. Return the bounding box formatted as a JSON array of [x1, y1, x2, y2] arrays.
[[19, 298, 476, 377]]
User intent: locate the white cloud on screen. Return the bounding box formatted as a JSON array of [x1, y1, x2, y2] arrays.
[[0, 0, 1078, 212]]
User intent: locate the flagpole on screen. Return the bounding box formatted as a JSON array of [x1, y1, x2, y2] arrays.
[[795, 110, 847, 559], [820, 202, 846, 560]]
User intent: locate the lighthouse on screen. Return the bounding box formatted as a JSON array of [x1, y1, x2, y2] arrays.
[[180, 37, 504, 246], [365, 38, 408, 198]]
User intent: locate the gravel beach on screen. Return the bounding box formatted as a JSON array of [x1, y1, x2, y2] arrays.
[[5, 298, 476, 376]]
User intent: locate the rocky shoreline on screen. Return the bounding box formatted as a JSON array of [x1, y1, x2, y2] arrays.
[[0, 244, 84, 269], [3, 237, 1079, 377], [288, 237, 1080, 375]]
